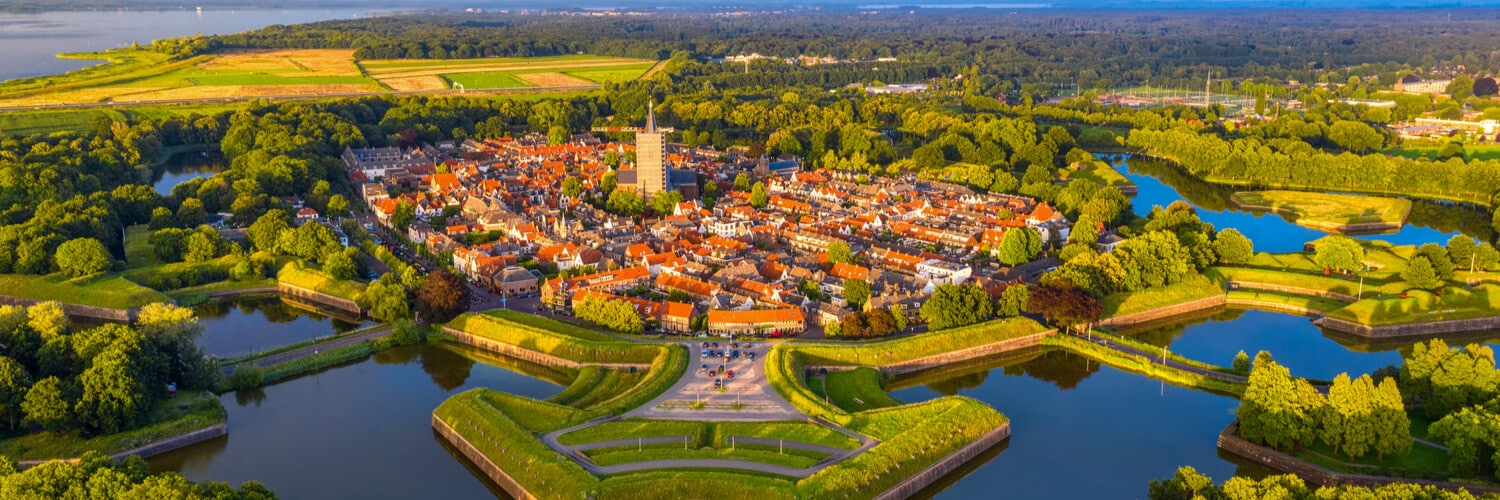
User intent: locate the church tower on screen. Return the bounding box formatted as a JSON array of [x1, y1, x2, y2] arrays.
[[636, 101, 668, 198]]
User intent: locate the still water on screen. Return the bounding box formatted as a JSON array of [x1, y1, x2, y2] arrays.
[[893, 349, 1276, 498], [193, 295, 368, 359], [153, 342, 567, 499], [154, 149, 225, 196], [0, 9, 381, 81], [1110, 155, 1481, 253]]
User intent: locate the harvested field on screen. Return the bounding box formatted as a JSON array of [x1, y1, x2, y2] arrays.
[[379, 76, 450, 92], [198, 49, 361, 76], [122, 84, 380, 101], [516, 72, 594, 87]]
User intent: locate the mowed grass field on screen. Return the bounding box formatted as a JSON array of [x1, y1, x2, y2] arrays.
[[1230, 190, 1412, 229], [0, 49, 657, 107], [358, 55, 656, 91]]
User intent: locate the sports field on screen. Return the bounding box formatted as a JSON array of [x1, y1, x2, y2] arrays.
[[0, 49, 657, 107]]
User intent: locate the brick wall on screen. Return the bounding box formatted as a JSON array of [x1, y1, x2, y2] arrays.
[[1319, 315, 1500, 339], [0, 294, 136, 322], [874, 422, 1012, 500], [431, 415, 536, 500]]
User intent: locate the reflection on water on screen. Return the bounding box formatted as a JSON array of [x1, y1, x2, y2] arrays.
[[154, 150, 225, 196], [1111, 155, 1485, 253], [891, 349, 1277, 498], [194, 295, 369, 360], [152, 342, 562, 499], [1119, 308, 1500, 380]]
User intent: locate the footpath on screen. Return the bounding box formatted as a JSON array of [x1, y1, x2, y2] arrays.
[[225, 325, 392, 372]]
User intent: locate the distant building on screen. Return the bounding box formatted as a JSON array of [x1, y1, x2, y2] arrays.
[[706, 308, 805, 336], [1396, 77, 1452, 95], [865, 83, 929, 95]]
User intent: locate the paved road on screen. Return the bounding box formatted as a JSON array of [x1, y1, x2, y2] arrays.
[[625, 341, 803, 421], [227, 325, 392, 371]]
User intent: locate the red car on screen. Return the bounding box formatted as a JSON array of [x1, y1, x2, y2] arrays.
[[770, 331, 783, 338], [726, 370, 735, 379]]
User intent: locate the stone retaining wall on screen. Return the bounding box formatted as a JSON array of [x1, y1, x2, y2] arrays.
[[878, 332, 1055, 375], [431, 414, 535, 500], [441, 327, 649, 371], [277, 281, 362, 317], [1228, 281, 1358, 302], [1096, 294, 1227, 327], [1318, 315, 1500, 339], [1217, 421, 1500, 494], [0, 294, 137, 323], [17, 421, 227, 469], [1224, 297, 1323, 317], [874, 421, 1012, 500]]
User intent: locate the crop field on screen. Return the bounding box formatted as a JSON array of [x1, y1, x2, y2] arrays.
[[359, 55, 655, 91], [0, 49, 656, 107]]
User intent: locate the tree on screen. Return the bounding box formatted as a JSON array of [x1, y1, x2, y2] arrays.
[[649, 190, 684, 215], [1212, 229, 1253, 265], [183, 229, 221, 263], [996, 284, 1030, 317], [247, 210, 289, 253], [827, 241, 855, 265], [1147, 466, 1221, 500], [1402, 256, 1443, 290], [750, 182, 769, 208], [1449, 76, 1476, 100], [392, 200, 416, 233], [824, 320, 841, 337], [75, 346, 144, 434], [1239, 352, 1316, 450], [1414, 243, 1455, 281], [841, 313, 868, 338], [888, 304, 907, 331], [326, 194, 350, 218], [865, 308, 898, 336], [919, 284, 994, 330], [1373, 376, 1411, 461], [1026, 286, 1101, 329], [1232, 351, 1250, 372], [1327, 120, 1384, 152], [415, 269, 468, 323], [1475, 76, 1500, 97], [995, 227, 1044, 266], [1477, 243, 1500, 272], [27, 303, 69, 340], [1449, 235, 1478, 270], [54, 238, 110, 278], [606, 188, 646, 216], [0, 357, 29, 430], [22, 376, 69, 435], [365, 274, 411, 322], [175, 198, 207, 228], [734, 172, 752, 192], [843, 279, 871, 310], [561, 177, 583, 199], [573, 296, 644, 335], [1314, 236, 1364, 273]]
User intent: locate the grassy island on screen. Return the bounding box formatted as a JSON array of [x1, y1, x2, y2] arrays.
[[1230, 190, 1411, 232]]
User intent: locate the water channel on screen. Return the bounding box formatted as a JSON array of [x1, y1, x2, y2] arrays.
[[193, 295, 368, 359], [154, 150, 226, 196], [152, 342, 566, 499]]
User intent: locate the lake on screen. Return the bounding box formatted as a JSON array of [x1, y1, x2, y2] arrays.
[[0, 9, 383, 81], [193, 295, 369, 359], [152, 342, 568, 499], [1109, 155, 1490, 253]]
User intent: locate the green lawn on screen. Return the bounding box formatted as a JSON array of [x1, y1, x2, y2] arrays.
[[1324, 285, 1500, 326], [0, 273, 170, 309], [786, 316, 1049, 367], [809, 368, 901, 413], [440, 72, 530, 89], [483, 309, 620, 342], [586, 447, 822, 470], [1226, 289, 1348, 314], [564, 64, 656, 83], [1230, 190, 1411, 228], [1101, 273, 1223, 318], [1209, 266, 1366, 298], [548, 366, 647, 410], [123, 224, 158, 269], [1066, 159, 1134, 188], [0, 391, 222, 460], [166, 277, 278, 306], [1290, 435, 1449, 479], [276, 261, 367, 303]]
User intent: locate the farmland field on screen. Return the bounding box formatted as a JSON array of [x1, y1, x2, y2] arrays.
[[0, 49, 656, 106]]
